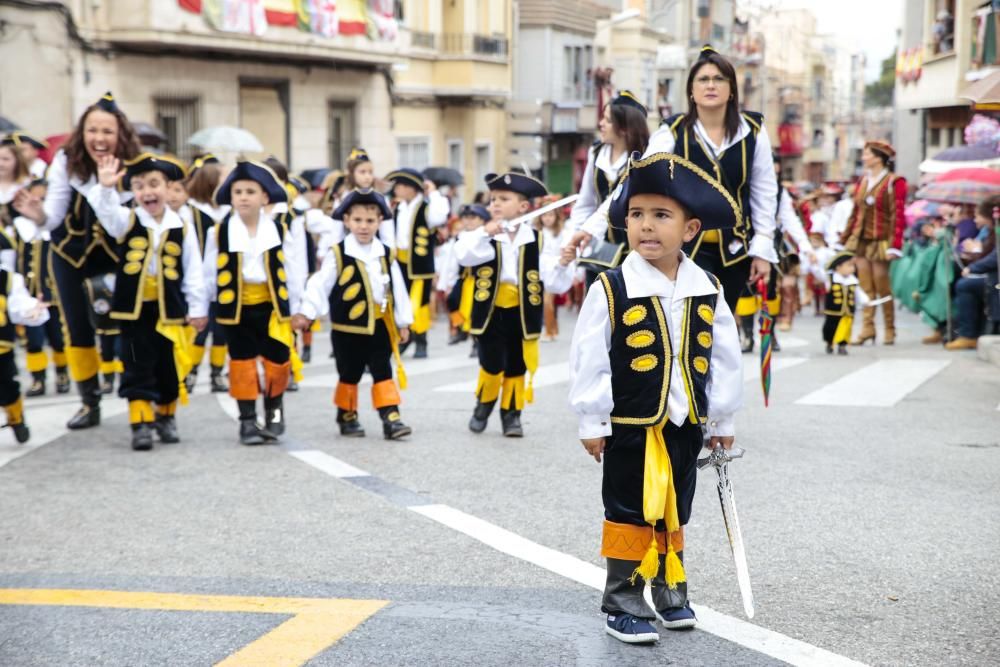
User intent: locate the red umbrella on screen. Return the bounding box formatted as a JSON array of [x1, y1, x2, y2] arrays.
[[935, 167, 1000, 185]]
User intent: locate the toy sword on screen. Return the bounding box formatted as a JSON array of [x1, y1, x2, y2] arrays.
[[501, 194, 579, 232], [698, 444, 755, 619]]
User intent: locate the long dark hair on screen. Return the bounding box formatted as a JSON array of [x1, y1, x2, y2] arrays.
[[608, 104, 650, 156], [63, 104, 140, 182], [683, 49, 742, 142]]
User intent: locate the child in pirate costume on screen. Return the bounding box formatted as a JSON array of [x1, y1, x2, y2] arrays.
[[87, 153, 208, 450], [287, 173, 334, 364], [3, 132, 49, 180], [202, 161, 306, 445], [455, 173, 575, 437], [293, 188, 414, 440], [821, 251, 870, 355], [437, 203, 490, 348], [569, 153, 743, 643], [386, 168, 450, 359], [12, 179, 71, 396]]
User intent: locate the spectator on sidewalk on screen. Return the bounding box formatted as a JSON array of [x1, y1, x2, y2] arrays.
[[946, 197, 998, 350]]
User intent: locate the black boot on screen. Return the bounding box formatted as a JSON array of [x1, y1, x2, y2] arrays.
[[101, 373, 115, 395], [131, 423, 154, 451], [413, 332, 428, 359], [301, 345, 312, 363], [468, 400, 495, 433], [469, 338, 478, 358], [264, 395, 285, 436], [448, 329, 468, 345], [55, 369, 70, 394], [826, 343, 834, 355], [379, 406, 412, 440], [337, 408, 365, 437], [238, 400, 277, 445], [740, 317, 755, 354], [6, 419, 30, 444], [67, 377, 101, 430], [184, 369, 198, 394], [154, 414, 180, 443], [837, 344, 849, 356], [500, 409, 523, 438], [26, 371, 45, 397], [210, 365, 228, 393], [772, 332, 781, 353]]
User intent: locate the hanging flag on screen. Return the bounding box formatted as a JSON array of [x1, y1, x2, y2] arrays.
[[263, 0, 299, 26], [337, 0, 367, 35], [301, 0, 339, 36], [203, 0, 268, 36], [179, 0, 202, 13], [368, 0, 398, 41]]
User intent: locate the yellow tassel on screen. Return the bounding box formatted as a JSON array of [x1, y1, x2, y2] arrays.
[[629, 537, 661, 585], [156, 321, 196, 406], [396, 362, 408, 390], [522, 338, 539, 404], [665, 549, 687, 589], [380, 310, 408, 391], [833, 315, 853, 345]]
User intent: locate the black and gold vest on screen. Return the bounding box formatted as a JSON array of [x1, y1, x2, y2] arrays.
[[395, 199, 436, 279], [214, 215, 291, 325], [469, 230, 544, 339], [327, 241, 394, 334], [189, 205, 220, 256], [591, 141, 629, 246], [0, 270, 16, 351], [599, 267, 719, 427], [823, 278, 857, 317], [50, 188, 120, 268], [663, 112, 762, 266], [15, 231, 55, 302], [110, 213, 188, 324]]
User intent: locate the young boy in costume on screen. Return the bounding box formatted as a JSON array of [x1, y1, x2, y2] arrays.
[[437, 203, 490, 347], [821, 250, 870, 355], [455, 173, 574, 437], [88, 153, 208, 450], [569, 153, 743, 644], [294, 188, 413, 439], [202, 161, 306, 445]]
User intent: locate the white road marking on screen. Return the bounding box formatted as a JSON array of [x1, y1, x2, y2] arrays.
[[287, 449, 370, 478], [742, 356, 809, 384], [796, 359, 950, 407], [0, 399, 127, 468], [775, 334, 809, 349]]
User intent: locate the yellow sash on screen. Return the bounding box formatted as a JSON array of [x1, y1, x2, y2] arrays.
[[242, 282, 271, 305]]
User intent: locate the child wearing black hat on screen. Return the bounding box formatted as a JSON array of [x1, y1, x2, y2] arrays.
[[386, 167, 450, 359], [88, 152, 208, 450], [569, 152, 744, 644], [437, 203, 490, 348], [455, 172, 574, 437], [821, 251, 871, 355], [2, 132, 49, 180], [202, 161, 307, 445], [293, 188, 413, 440]]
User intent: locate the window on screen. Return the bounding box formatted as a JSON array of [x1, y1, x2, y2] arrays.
[[928, 0, 955, 56], [475, 142, 493, 188], [447, 139, 463, 172], [328, 103, 357, 169], [930, 127, 941, 146], [563, 44, 593, 102], [397, 137, 430, 170], [154, 96, 200, 162]]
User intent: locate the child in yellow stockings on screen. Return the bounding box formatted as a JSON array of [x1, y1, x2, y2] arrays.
[[822, 251, 870, 355], [569, 153, 743, 643], [0, 267, 50, 443], [437, 204, 490, 348], [294, 189, 413, 439], [455, 173, 574, 437], [88, 153, 208, 451], [202, 162, 305, 445]]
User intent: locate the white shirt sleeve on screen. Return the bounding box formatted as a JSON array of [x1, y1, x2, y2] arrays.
[[283, 221, 306, 314], [540, 242, 574, 296], [390, 260, 414, 328], [304, 208, 335, 236], [299, 252, 338, 321], [377, 217, 396, 250], [568, 149, 599, 232], [202, 226, 219, 302], [777, 190, 810, 254], [705, 284, 743, 437], [454, 227, 496, 267], [747, 127, 779, 263], [7, 273, 48, 327], [181, 226, 208, 319], [86, 184, 133, 240], [41, 152, 73, 232], [644, 124, 678, 156], [568, 280, 614, 439], [436, 242, 459, 292], [425, 190, 450, 228], [854, 284, 872, 308]]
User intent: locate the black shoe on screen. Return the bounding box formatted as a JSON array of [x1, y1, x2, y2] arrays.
[[741, 337, 754, 354], [448, 330, 469, 345], [210, 369, 228, 393], [413, 333, 428, 359], [301, 346, 311, 363], [9, 421, 30, 444], [264, 398, 285, 436], [500, 409, 523, 438], [154, 414, 180, 443], [131, 423, 154, 451], [772, 336, 781, 352], [469, 340, 478, 358], [337, 409, 365, 437], [287, 378, 299, 393], [239, 418, 278, 445], [837, 345, 848, 356], [26, 372, 45, 397], [184, 370, 198, 394], [55, 371, 70, 394], [468, 400, 495, 433], [100, 373, 115, 395], [379, 407, 411, 440], [826, 344, 833, 355], [399, 339, 412, 356], [329, 348, 336, 359], [67, 404, 100, 430]]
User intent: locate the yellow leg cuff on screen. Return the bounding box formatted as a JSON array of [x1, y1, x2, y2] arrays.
[[209, 345, 227, 368], [735, 296, 759, 317], [4, 396, 24, 426], [156, 401, 177, 417], [66, 346, 100, 382], [26, 351, 48, 373], [99, 360, 116, 375], [53, 351, 67, 368], [191, 345, 206, 367], [501, 375, 525, 411], [476, 369, 503, 403], [766, 297, 781, 314], [129, 400, 155, 425], [114, 360, 124, 374], [409, 279, 431, 334]]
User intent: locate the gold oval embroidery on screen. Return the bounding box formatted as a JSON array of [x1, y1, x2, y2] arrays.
[[477, 267, 494, 279], [216, 253, 229, 269], [218, 289, 235, 305], [625, 330, 655, 349], [342, 283, 362, 301], [476, 279, 491, 289], [622, 305, 647, 326], [218, 271, 232, 287], [164, 240, 182, 256], [338, 265, 356, 286], [163, 268, 180, 281], [276, 249, 286, 263], [528, 294, 542, 306], [348, 301, 366, 320], [161, 255, 178, 268], [414, 236, 429, 247], [416, 226, 430, 237], [277, 267, 287, 282], [526, 270, 540, 282], [125, 249, 145, 262], [527, 283, 542, 295], [697, 304, 714, 325], [278, 286, 289, 300], [693, 356, 709, 374], [474, 289, 490, 302], [123, 262, 143, 275], [128, 236, 149, 250], [697, 332, 712, 348], [414, 247, 429, 257], [630, 354, 658, 372]]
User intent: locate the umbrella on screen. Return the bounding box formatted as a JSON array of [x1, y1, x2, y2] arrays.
[[904, 199, 944, 224], [935, 166, 1000, 185], [132, 121, 168, 147], [919, 144, 1000, 174], [423, 166, 464, 187], [299, 168, 332, 190], [756, 279, 773, 407], [0, 116, 19, 133], [186, 126, 263, 153], [915, 179, 1000, 204], [960, 69, 1000, 105]]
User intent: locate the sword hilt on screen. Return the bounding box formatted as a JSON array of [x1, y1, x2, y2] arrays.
[[697, 445, 745, 470]]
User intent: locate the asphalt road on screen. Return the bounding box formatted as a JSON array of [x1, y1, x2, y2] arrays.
[[1, 306, 998, 666]]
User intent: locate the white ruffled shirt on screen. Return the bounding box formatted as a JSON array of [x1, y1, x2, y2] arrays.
[[453, 223, 575, 296]]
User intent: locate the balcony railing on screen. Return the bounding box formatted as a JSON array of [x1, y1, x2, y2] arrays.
[[441, 33, 508, 58], [411, 30, 436, 49]]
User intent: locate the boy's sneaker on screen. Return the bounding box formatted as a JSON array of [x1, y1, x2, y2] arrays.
[[605, 613, 659, 644], [656, 602, 697, 630]]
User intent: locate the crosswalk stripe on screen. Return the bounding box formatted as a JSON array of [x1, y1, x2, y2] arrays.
[[287, 449, 370, 478], [796, 359, 950, 407]]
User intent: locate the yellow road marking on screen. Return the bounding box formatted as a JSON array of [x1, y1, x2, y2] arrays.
[[0, 588, 388, 667]]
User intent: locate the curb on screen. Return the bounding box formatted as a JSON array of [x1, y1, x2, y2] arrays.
[[977, 335, 1000, 368]]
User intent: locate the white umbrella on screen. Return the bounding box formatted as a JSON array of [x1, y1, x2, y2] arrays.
[[186, 126, 263, 153]]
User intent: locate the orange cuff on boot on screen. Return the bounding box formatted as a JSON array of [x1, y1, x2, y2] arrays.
[[601, 520, 655, 560], [654, 527, 684, 555], [449, 311, 464, 328], [263, 360, 290, 398], [229, 359, 260, 400], [372, 379, 401, 409], [334, 382, 359, 411]]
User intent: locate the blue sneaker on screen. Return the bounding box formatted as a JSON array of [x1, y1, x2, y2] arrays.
[[656, 602, 697, 630], [605, 613, 659, 644]]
